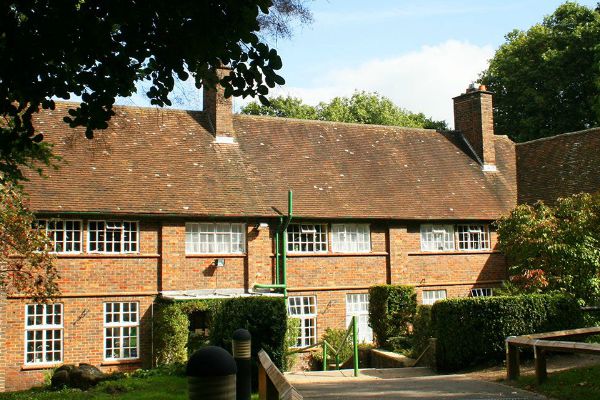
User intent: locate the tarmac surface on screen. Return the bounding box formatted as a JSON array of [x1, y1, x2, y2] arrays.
[[286, 368, 546, 399]]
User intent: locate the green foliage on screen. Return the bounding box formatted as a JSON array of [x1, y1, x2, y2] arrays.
[[0, 1, 298, 183], [210, 297, 288, 369], [480, 2, 600, 142], [410, 305, 433, 358], [515, 363, 600, 400], [311, 328, 353, 367], [368, 285, 417, 347], [496, 192, 600, 306], [432, 294, 584, 371], [241, 92, 448, 130], [283, 317, 301, 371]]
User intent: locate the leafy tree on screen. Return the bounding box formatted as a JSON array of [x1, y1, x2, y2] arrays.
[[0, 1, 313, 183], [0, 184, 58, 300], [496, 192, 600, 305], [480, 3, 600, 142], [241, 91, 448, 130]]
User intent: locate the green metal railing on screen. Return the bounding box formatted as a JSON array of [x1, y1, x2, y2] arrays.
[[288, 316, 359, 377]]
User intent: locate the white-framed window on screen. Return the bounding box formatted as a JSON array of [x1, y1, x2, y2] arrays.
[[104, 302, 139, 360], [287, 224, 328, 253], [420, 225, 455, 251], [185, 223, 245, 254], [346, 293, 373, 343], [422, 290, 447, 305], [36, 219, 82, 253], [471, 288, 494, 297], [88, 221, 138, 253], [332, 224, 371, 253], [288, 296, 317, 347], [457, 225, 490, 251], [24, 304, 63, 365]]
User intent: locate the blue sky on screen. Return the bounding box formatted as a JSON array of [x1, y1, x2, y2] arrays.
[[119, 1, 598, 127]]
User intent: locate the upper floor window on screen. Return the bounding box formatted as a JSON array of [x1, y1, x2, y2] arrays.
[[185, 223, 245, 254], [332, 224, 371, 253], [36, 219, 82, 253], [25, 303, 63, 365], [457, 225, 490, 251], [420, 224, 455, 252], [287, 224, 327, 253], [88, 221, 138, 253]]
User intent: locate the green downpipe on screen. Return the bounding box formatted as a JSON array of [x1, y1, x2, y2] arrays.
[[281, 190, 293, 298], [352, 316, 359, 377], [322, 343, 327, 371], [275, 228, 280, 285]]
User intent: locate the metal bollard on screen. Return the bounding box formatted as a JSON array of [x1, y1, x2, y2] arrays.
[[232, 328, 252, 400], [187, 345, 237, 400]]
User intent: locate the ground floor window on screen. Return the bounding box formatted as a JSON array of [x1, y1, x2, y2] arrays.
[[104, 302, 139, 360], [346, 293, 373, 343], [471, 288, 494, 297], [288, 296, 317, 347], [25, 303, 63, 364], [422, 289, 447, 305]]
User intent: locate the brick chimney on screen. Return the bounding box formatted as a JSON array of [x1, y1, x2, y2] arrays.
[[203, 66, 234, 143], [453, 84, 496, 171]]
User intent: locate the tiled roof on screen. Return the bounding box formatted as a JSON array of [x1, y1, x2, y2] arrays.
[[24, 103, 517, 220], [516, 128, 600, 204]]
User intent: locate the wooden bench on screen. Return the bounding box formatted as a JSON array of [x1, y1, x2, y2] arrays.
[[506, 326, 600, 383], [258, 349, 303, 400]]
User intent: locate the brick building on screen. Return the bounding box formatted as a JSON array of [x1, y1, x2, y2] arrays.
[[0, 76, 598, 391]]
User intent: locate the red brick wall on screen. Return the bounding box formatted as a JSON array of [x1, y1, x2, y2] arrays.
[[0, 293, 6, 392], [454, 89, 496, 166]]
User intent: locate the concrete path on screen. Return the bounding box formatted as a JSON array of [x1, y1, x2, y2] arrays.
[[286, 368, 545, 399]]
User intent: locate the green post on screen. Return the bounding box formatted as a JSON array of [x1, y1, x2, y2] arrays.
[[352, 316, 359, 377], [322, 343, 327, 371], [335, 354, 340, 370]]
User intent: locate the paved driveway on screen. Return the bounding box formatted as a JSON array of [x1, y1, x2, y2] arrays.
[[286, 368, 545, 399]]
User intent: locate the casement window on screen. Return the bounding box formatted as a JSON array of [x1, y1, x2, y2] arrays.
[[35, 219, 82, 253], [422, 290, 447, 305], [346, 293, 373, 343], [104, 302, 139, 360], [332, 224, 371, 253], [288, 296, 317, 347], [88, 221, 138, 253], [471, 288, 494, 297], [420, 225, 455, 251], [287, 224, 328, 253], [24, 304, 63, 365], [185, 223, 245, 254], [457, 225, 490, 251]]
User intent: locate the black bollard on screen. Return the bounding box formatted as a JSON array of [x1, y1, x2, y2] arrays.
[[187, 345, 237, 400], [232, 328, 252, 400]]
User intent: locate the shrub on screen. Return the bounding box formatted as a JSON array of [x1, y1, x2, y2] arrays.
[[368, 285, 417, 347], [283, 317, 301, 371], [311, 328, 353, 367], [410, 305, 433, 358], [432, 294, 584, 371]]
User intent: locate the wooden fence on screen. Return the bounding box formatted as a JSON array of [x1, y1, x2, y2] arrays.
[[257, 349, 303, 400]]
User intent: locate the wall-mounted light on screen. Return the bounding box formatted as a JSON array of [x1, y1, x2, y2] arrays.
[[215, 258, 226, 268]]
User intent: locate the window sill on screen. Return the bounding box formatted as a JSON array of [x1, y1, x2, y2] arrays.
[[408, 250, 500, 256], [185, 253, 246, 258], [21, 362, 62, 371], [56, 253, 159, 259], [287, 252, 387, 257], [101, 359, 141, 366]]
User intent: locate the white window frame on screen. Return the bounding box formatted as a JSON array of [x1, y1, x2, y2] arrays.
[[185, 222, 246, 254], [104, 302, 140, 361], [422, 290, 447, 305], [288, 296, 317, 348], [24, 303, 63, 365], [420, 224, 455, 252], [346, 293, 373, 343], [87, 220, 139, 253], [332, 224, 371, 253], [471, 288, 494, 297], [36, 219, 83, 253], [287, 224, 328, 253], [457, 224, 491, 251]]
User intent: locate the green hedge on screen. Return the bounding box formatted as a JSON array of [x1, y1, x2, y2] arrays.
[[432, 294, 584, 371], [368, 285, 417, 347], [411, 305, 433, 358]]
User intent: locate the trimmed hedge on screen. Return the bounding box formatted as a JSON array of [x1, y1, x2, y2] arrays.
[[368, 285, 417, 347], [411, 305, 433, 358], [432, 294, 584, 371]]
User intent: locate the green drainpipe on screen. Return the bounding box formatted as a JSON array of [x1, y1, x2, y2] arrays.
[[281, 190, 293, 298]]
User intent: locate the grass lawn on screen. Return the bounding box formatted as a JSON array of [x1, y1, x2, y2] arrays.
[[515, 364, 600, 400]]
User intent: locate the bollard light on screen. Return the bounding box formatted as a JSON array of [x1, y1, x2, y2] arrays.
[[187, 345, 237, 400], [232, 328, 252, 400]]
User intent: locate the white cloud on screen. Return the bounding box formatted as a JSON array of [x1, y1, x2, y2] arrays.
[[270, 40, 495, 128]]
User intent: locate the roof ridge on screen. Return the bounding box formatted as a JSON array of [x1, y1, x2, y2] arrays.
[[52, 100, 205, 115], [516, 127, 600, 146]]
